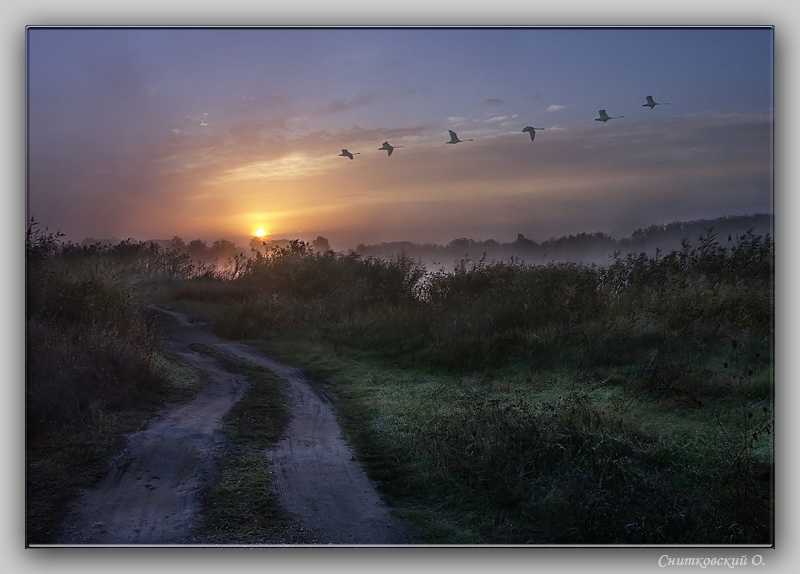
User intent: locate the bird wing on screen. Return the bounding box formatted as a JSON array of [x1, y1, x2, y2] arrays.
[[448, 130, 458, 141], [598, 110, 608, 117], [387, 147, 393, 156], [645, 96, 655, 104]]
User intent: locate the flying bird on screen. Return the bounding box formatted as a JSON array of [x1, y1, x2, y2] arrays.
[[643, 95, 669, 109], [338, 149, 360, 160], [522, 126, 545, 141], [446, 129, 473, 144], [378, 141, 405, 157], [595, 110, 624, 123]]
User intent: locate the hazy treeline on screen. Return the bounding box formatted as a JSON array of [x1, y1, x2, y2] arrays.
[[78, 213, 772, 272], [79, 235, 245, 267], [79, 234, 334, 274], [354, 213, 773, 268]]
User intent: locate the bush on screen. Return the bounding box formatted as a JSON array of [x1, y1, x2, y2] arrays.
[[26, 220, 169, 435]]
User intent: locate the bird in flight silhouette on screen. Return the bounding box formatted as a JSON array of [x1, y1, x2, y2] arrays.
[[522, 126, 545, 141], [643, 95, 669, 109], [595, 110, 624, 123], [378, 141, 405, 157], [338, 149, 360, 160], [446, 129, 473, 144]]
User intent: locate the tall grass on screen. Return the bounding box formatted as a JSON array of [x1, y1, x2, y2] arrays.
[[26, 219, 204, 431], [189, 227, 773, 544], [205, 228, 772, 372]]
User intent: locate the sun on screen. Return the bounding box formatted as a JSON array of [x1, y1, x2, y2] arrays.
[[254, 228, 267, 237]]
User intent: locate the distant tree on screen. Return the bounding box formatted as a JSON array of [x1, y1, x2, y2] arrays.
[[169, 236, 186, 252], [250, 236, 267, 254], [186, 239, 208, 261], [512, 233, 537, 249], [312, 236, 331, 253], [447, 238, 475, 251], [209, 239, 240, 262]]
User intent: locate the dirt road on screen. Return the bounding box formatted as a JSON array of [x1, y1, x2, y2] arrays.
[[55, 307, 411, 546]]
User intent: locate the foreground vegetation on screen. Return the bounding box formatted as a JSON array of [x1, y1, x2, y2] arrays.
[[25, 220, 205, 543], [26, 218, 774, 544]]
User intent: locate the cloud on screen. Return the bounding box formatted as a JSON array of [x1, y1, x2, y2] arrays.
[[546, 105, 566, 112], [484, 115, 518, 124], [217, 155, 333, 182], [485, 98, 505, 106]]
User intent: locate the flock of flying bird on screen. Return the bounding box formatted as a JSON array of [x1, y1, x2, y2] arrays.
[[337, 95, 669, 160]]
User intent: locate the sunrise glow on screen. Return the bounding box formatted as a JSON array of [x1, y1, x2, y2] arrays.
[[26, 27, 773, 251]]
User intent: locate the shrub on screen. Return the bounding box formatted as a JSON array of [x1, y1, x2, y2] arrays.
[[26, 220, 169, 435]]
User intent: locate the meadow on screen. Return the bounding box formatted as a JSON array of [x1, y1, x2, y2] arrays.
[[26, 218, 774, 545]]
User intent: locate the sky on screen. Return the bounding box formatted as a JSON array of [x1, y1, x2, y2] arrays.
[[26, 26, 774, 250]]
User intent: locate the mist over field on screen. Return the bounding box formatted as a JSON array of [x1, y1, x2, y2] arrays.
[[352, 214, 774, 270], [80, 213, 773, 275]]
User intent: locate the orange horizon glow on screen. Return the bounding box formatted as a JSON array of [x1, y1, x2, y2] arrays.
[[26, 29, 773, 255]]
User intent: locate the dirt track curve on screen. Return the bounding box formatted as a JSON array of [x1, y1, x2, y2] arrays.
[[55, 307, 412, 546]]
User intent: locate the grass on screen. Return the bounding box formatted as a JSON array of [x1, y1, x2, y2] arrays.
[[242, 335, 773, 544], [185, 346, 293, 544]]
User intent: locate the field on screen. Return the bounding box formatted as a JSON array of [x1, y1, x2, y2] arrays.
[[26, 218, 774, 545]]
